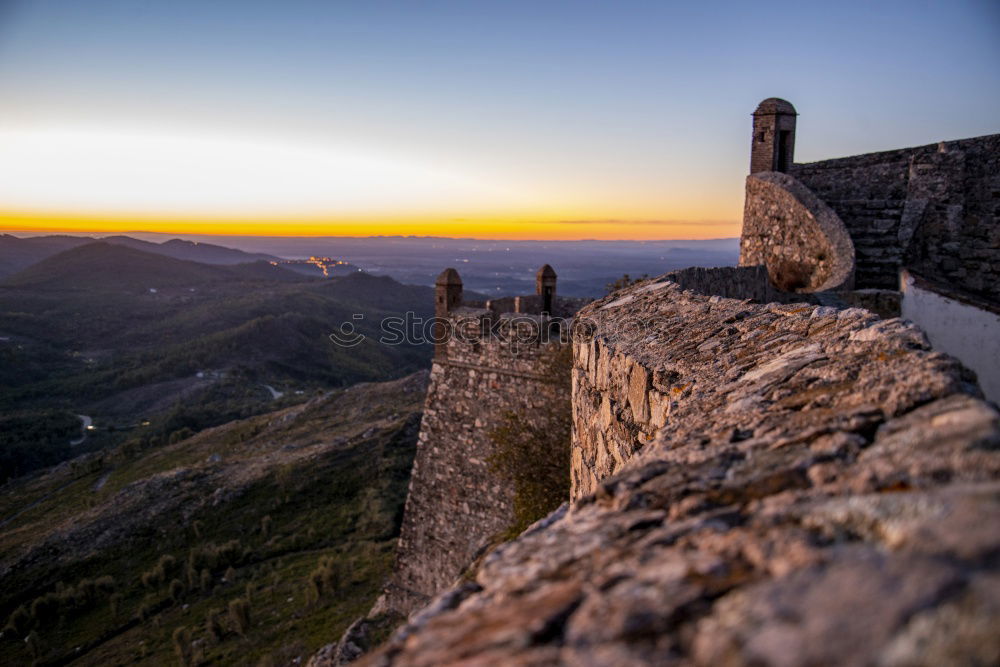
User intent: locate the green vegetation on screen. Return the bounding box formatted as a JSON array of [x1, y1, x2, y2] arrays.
[[606, 273, 649, 294], [0, 411, 78, 482], [0, 243, 434, 481], [0, 374, 425, 665], [487, 346, 572, 538]]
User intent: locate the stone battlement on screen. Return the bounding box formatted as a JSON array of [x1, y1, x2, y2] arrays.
[[374, 266, 589, 617], [363, 272, 1000, 666]]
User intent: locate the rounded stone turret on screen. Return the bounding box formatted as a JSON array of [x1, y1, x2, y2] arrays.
[[753, 98, 797, 116], [751, 97, 797, 174], [536, 264, 557, 314], [435, 268, 463, 319], [436, 267, 463, 286]]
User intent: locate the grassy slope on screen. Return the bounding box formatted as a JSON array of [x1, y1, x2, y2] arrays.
[[0, 371, 428, 666]]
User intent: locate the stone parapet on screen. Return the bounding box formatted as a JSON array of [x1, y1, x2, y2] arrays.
[[363, 273, 1000, 666]]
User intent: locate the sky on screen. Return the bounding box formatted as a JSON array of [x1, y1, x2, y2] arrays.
[[0, 0, 997, 240]]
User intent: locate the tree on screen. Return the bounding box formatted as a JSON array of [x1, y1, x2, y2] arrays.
[[228, 598, 251, 637], [606, 273, 648, 294], [172, 626, 192, 666]]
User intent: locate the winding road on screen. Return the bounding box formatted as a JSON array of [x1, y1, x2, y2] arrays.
[[262, 384, 284, 400]]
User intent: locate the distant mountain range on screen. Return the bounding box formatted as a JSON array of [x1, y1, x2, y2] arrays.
[[0, 233, 741, 297], [0, 234, 279, 280], [3, 241, 299, 290]]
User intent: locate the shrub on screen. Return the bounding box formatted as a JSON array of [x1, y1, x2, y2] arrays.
[[205, 608, 224, 642], [158, 554, 177, 578], [606, 273, 648, 294], [200, 569, 213, 593], [172, 626, 192, 666], [3, 604, 30, 637], [169, 578, 185, 602], [57, 585, 77, 609], [30, 595, 58, 627], [140, 569, 161, 590], [76, 578, 97, 604], [137, 597, 155, 622], [109, 593, 122, 618], [95, 575, 115, 593], [228, 598, 251, 637], [306, 556, 342, 603], [25, 630, 42, 660], [168, 427, 194, 444]]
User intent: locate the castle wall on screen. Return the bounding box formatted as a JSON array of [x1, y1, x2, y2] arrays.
[[657, 265, 787, 303], [788, 133, 1000, 299], [570, 273, 990, 500], [366, 272, 1000, 665], [380, 315, 568, 615]]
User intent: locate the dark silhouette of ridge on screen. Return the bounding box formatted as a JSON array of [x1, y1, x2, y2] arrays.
[[0, 234, 280, 280], [1, 242, 302, 290], [101, 235, 279, 265]]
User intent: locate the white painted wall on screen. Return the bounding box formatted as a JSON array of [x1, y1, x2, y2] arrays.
[[901, 272, 1000, 405]]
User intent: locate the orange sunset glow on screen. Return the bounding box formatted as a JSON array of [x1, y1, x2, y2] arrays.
[[0, 211, 741, 241]]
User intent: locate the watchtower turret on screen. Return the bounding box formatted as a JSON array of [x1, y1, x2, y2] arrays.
[[750, 98, 797, 174], [536, 264, 557, 315], [435, 268, 463, 319]]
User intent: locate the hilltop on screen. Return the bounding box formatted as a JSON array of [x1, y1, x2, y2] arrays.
[[0, 234, 279, 280], [0, 371, 428, 666], [100, 236, 279, 265], [2, 242, 298, 291]]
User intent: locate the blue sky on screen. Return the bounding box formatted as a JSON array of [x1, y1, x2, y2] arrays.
[[0, 0, 997, 238]]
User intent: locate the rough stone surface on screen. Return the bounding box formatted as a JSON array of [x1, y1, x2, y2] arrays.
[[308, 618, 370, 667], [740, 171, 855, 292], [379, 291, 587, 616], [361, 276, 1000, 667], [788, 133, 1000, 298]]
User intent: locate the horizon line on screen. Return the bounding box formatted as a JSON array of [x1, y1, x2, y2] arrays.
[[1, 229, 741, 244]]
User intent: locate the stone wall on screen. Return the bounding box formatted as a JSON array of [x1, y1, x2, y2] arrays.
[[365, 273, 1000, 666], [789, 133, 1000, 299], [378, 310, 570, 615], [740, 171, 855, 292], [661, 265, 787, 303]]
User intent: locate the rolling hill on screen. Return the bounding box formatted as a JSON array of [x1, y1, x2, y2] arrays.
[[100, 236, 279, 265], [2, 242, 299, 290], [0, 245, 435, 482], [0, 234, 93, 278], [0, 234, 280, 281], [0, 371, 427, 666]]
